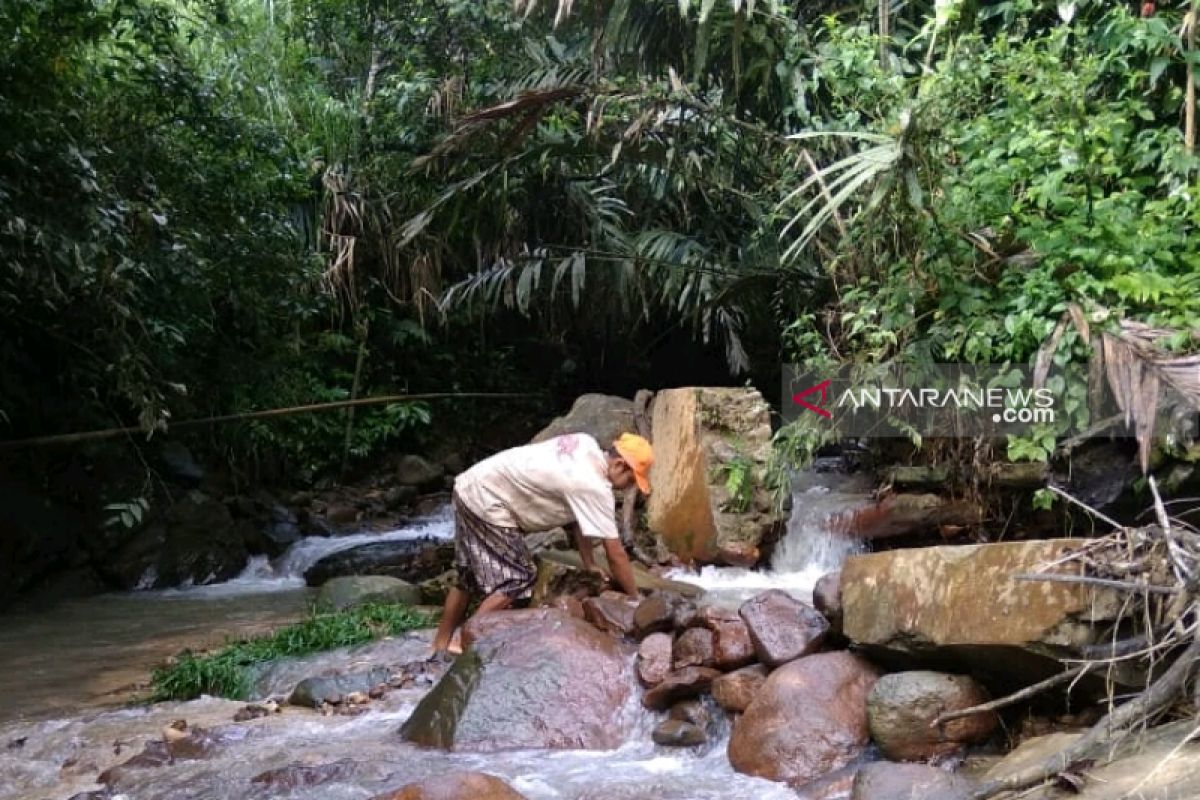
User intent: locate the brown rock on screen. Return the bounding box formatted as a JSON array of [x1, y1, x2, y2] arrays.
[[728, 652, 881, 787], [841, 540, 1123, 681], [460, 609, 557, 652], [738, 590, 829, 667], [401, 609, 633, 751], [642, 667, 722, 710], [813, 571, 843, 632], [637, 633, 673, 686], [547, 594, 586, 620], [867, 671, 998, 761], [652, 719, 707, 747], [686, 606, 756, 670], [711, 664, 769, 713], [793, 765, 863, 800], [673, 627, 716, 669], [850, 762, 973, 800], [646, 387, 780, 563], [530, 554, 607, 606], [583, 591, 638, 636], [716, 543, 760, 568], [372, 771, 527, 800], [668, 699, 711, 728], [633, 591, 689, 638], [252, 760, 357, 789]]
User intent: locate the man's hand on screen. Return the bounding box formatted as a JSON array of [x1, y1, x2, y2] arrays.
[[602, 538, 639, 598]]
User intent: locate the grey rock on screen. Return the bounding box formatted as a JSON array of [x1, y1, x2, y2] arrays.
[[317, 575, 422, 611]]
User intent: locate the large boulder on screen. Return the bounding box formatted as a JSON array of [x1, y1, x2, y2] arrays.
[[372, 772, 527, 800], [867, 671, 997, 761], [400, 609, 633, 751], [317, 575, 422, 611], [531, 394, 636, 446], [983, 720, 1200, 799], [850, 763, 973, 800], [841, 540, 1122, 684], [646, 387, 779, 565], [394, 455, 444, 491], [105, 491, 249, 589], [738, 590, 829, 667], [304, 539, 453, 586], [728, 652, 881, 787]]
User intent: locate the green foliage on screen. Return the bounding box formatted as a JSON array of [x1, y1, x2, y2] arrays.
[[718, 455, 755, 513], [150, 602, 432, 700]]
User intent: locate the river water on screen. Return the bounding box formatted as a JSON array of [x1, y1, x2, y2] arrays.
[[0, 481, 866, 800]]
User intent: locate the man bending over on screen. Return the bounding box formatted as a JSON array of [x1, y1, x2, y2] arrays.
[[429, 432, 653, 657]]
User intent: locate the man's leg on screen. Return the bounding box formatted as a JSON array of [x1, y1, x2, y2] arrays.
[[430, 586, 470, 654]]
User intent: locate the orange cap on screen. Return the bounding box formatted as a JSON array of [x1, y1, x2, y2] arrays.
[[612, 433, 653, 494]]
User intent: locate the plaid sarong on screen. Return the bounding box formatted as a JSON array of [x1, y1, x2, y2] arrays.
[[452, 492, 536, 601]]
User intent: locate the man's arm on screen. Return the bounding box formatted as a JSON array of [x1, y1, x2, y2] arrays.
[[602, 538, 639, 598], [566, 522, 597, 572]]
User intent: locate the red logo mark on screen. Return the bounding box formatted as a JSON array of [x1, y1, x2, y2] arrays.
[[791, 380, 832, 419]]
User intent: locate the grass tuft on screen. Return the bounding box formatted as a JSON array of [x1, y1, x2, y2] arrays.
[[150, 603, 433, 701]]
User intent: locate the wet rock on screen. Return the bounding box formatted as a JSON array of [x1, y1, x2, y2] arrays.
[[715, 542, 760, 568], [793, 765, 863, 800], [419, 569, 458, 605], [841, 540, 1123, 683], [642, 666, 722, 710], [289, 668, 392, 707], [690, 606, 757, 670], [373, 771, 528, 800], [673, 627, 716, 669], [738, 590, 829, 667], [326, 504, 361, 526], [317, 575, 422, 611], [652, 719, 707, 747], [813, 571, 843, 633], [530, 553, 607, 606], [547, 594, 587, 621], [384, 485, 420, 509], [850, 762, 974, 800], [531, 394, 636, 447], [646, 387, 780, 563], [460, 607, 563, 651], [99, 727, 230, 784], [583, 591, 638, 636], [233, 703, 275, 722], [728, 652, 881, 787], [103, 491, 249, 590], [633, 591, 690, 637], [982, 719, 1200, 799], [637, 632, 673, 686], [867, 671, 997, 761], [304, 539, 453, 586], [711, 664, 769, 713], [395, 455, 444, 490], [251, 759, 358, 789], [401, 609, 633, 751], [668, 698, 711, 728]]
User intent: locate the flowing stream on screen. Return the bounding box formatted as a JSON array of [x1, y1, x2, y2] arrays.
[[0, 482, 861, 800]]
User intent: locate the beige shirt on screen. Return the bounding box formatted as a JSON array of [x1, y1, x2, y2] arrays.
[[453, 434, 619, 539]]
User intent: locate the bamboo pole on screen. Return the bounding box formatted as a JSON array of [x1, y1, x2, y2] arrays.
[[0, 392, 542, 450], [1186, 1, 1197, 154]]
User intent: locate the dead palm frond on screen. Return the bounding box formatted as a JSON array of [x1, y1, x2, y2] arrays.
[[1039, 306, 1200, 472]]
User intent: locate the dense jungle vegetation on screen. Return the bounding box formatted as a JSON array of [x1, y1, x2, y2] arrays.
[[2, 0, 1198, 484]]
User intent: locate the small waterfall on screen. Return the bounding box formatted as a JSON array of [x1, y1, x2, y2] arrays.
[[668, 468, 872, 605], [154, 504, 454, 598]]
